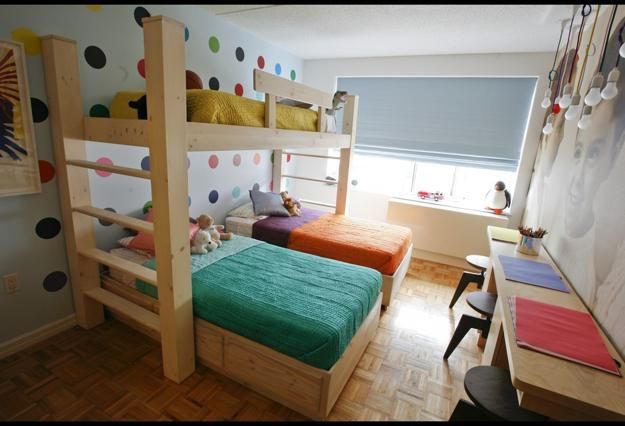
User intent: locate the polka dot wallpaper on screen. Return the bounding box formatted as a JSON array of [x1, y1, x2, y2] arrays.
[[0, 4, 303, 343]]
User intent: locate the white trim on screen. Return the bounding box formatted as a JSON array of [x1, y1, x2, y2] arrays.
[[0, 314, 77, 359]]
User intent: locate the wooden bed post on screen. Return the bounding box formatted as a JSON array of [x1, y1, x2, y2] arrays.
[[41, 36, 104, 329], [266, 94, 284, 193], [143, 16, 195, 383], [335, 95, 358, 215]]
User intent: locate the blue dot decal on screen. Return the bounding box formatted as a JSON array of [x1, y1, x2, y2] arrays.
[[232, 186, 240, 198], [43, 271, 67, 292], [185, 27, 189, 42], [141, 156, 150, 171], [36, 217, 61, 239], [188, 196, 192, 206], [275, 63, 282, 75], [98, 207, 116, 226], [209, 190, 219, 204]]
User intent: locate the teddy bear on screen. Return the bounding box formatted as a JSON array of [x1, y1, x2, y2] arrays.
[[280, 191, 301, 216], [196, 214, 233, 247], [190, 229, 218, 254]]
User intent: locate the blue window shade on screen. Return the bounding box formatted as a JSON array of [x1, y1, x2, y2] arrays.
[[336, 77, 537, 171]]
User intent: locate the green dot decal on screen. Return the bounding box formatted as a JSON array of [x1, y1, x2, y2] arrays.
[[209, 36, 220, 53], [143, 200, 152, 214], [232, 186, 241, 199], [290, 69, 296, 81], [89, 104, 110, 117]]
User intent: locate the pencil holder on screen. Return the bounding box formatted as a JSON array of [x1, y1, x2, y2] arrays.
[[516, 235, 542, 256]]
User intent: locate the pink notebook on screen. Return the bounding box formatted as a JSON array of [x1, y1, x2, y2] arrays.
[[509, 296, 621, 376]]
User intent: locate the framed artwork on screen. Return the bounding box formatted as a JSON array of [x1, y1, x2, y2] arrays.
[[0, 39, 40, 197]]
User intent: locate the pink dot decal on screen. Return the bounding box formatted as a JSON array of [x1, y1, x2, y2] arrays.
[[257, 55, 265, 69], [233, 153, 241, 166], [208, 154, 219, 168], [234, 83, 243, 97], [95, 157, 113, 177], [137, 58, 145, 78], [286, 153, 292, 163], [253, 153, 261, 165]]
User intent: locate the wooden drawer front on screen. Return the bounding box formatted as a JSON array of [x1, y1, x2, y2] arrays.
[[225, 341, 322, 412], [195, 320, 224, 368]]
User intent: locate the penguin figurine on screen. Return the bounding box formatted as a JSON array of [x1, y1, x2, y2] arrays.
[[485, 181, 511, 214]]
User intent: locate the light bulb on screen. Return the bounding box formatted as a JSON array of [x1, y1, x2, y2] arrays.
[[559, 83, 573, 108], [540, 87, 552, 108], [584, 73, 604, 106], [577, 105, 593, 130], [601, 68, 620, 100], [542, 113, 555, 135], [565, 93, 581, 121], [620, 42, 625, 58]]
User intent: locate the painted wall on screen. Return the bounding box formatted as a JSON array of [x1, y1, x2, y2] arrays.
[[0, 4, 303, 344], [522, 6, 625, 358], [294, 52, 551, 263]]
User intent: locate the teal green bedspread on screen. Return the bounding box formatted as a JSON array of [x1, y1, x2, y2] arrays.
[[135, 236, 382, 370]]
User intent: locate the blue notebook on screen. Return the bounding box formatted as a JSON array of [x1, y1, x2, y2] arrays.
[[498, 255, 569, 293]]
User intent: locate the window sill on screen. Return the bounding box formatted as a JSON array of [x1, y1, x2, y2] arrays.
[[389, 196, 510, 220]]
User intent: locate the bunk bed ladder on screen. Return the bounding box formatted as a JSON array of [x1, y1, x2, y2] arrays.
[[41, 16, 195, 384]]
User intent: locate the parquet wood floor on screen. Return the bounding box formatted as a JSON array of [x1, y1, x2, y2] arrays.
[[0, 261, 483, 421]]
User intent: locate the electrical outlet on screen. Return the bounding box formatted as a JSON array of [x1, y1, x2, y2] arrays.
[[3, 273, 20, 294]]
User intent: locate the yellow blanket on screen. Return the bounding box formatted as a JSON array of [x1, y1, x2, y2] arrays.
[[110, 90, 319, 131]]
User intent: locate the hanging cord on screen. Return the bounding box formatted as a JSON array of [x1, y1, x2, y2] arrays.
[[599, 4, 619, 73], [554, 11, 577, 98], [568, 6, 589, 84], [576, 4, 602, 95], [548, 20, 568, 88]]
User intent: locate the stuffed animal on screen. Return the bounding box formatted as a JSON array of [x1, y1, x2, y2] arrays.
[[191, 229, 218, 254], [280, 191, 301, 216], [196, 214, 233, 246], [325, 90, 348, 116]]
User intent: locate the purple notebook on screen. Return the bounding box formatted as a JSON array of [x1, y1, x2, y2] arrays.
[[498, 255, 569, 293]]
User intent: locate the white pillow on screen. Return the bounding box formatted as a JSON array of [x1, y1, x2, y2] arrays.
[[227, 202, 257, 218]]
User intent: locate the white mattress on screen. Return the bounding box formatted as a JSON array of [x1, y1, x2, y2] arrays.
[[225, 216, 261, 238], [108, 247, 153, 287]]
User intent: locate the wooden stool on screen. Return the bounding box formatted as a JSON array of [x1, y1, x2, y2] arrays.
[[443, 292, 496, 359], [462, 366, 547, 421], [449, 255, 490, 309]]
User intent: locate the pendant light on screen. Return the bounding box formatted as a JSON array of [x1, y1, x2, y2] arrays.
[[554, 10, 578, 110], [542, 20, 568, 109], [542, 113, 556, 135], [578, 105, 593, 129], [601, 8, 622, 101], [585, 4, 617, 107], [561, 7, 588, 109], [572, 4, 601, 126]]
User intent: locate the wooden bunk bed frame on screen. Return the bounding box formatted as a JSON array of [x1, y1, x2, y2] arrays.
[[40, 15, 387, 419]]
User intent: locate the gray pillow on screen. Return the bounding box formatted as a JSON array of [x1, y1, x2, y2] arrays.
[[249, 190, 290, 217]]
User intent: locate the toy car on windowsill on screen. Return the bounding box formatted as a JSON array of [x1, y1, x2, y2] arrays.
[[417, 191, 444, 201]]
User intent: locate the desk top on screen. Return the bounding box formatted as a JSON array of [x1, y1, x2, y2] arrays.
[[487, 226, 625, 420]]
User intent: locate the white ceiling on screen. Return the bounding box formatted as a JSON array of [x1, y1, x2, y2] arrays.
[[202, 4, 581, 60]]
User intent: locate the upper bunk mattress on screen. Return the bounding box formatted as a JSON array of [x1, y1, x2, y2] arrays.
[[110, 90, 323, 131], [124, 235, 381, 370]]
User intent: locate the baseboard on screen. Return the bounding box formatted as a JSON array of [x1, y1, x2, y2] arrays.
[[0, 314, 77, 360], [411, 248, 467, 269]]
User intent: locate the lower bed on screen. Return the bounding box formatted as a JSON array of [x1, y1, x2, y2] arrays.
[[226, 208, 413, 307], [106, 236, 382, 418]]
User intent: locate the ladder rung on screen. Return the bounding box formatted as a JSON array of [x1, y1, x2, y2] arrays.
[[282, 151, 341, 160], [281, 174, 338, 185], [66, 159, 151, 179], [85, 287, 160, 332], [299, 198, 336, 209], [74, 205, 153, 234], [79, 247, 157, 285]]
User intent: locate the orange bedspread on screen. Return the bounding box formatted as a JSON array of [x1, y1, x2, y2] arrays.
[[288, 214, 413, 275]]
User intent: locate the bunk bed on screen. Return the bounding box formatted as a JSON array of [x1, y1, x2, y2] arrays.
[[40, 16, 384, 420]]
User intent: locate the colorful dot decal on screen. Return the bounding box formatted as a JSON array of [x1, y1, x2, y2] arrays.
[[39, 160, 55, 184], [134, 7, 151, 27], [209, 190, 219, 204], [11, 28, 41, 55], [43, 271, 67, 292], [232, 186, 241, 198], [141, 156, 150, 171], [235, 47, 245, 62], [89, 104, 110, 118], [270, 152, 274, 164], [287, 153, 292, 163], [233, 154, 241, 166], [275, 63, 282, 75], [209, 36, 220, 53], [234, 83, 244, 97], [185, 27, 190, 42], [186, 70, 203, 89], [84, 45, 106, 69], [31, 98, 48, 123], [290, 69, 296, 81], [96, 157, 113, 177], [86, 5, 102, 12], [143, 200, 152, 214], [188, 196, 192, 206], [98, 207, 116, 226], [209, 77, 220, 91], [208, 154, 219, 169], [137, 58, 145, 78], [36, 217, 61, 239], [253, 153, 261, 165], [257, 56, 265, 69]]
